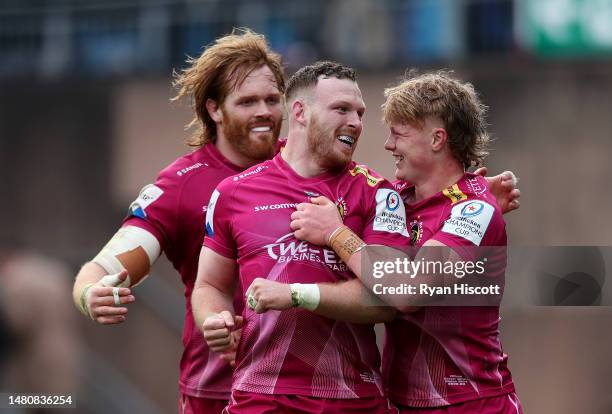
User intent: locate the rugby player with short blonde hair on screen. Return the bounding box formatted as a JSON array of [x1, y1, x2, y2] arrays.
[[254, 70, 523, 413]]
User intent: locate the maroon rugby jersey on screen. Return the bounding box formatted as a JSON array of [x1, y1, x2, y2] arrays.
[[123, 143, 244, 399], [383, 173, 515, 407], [204, 153, 410, 398]]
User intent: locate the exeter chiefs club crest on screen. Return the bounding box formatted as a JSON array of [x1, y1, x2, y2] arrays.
[[336, 197, 348, 219], [409, 218, 423, 246]]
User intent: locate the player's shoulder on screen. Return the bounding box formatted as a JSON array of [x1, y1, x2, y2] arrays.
[[440, 174, 503, 225], [127, 148, 214, 214], [454, 173, 502, 214], [438, 174, 505, 246], [216, 159, 273, 193], [156, 146, 211, 182], [343, 162, 392, 190]]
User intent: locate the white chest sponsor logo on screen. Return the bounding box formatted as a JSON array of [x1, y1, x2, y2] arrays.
[[176, 162, 207, 176], [441, 200, 494, 246], [264, 233, 347, 272], [254, 203, 298, 212], [373, 189, 409, 236], [233, 165, 267, 181]]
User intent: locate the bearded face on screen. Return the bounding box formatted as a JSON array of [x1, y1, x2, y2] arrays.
[[213, 64, 284, 164], [306, 111, 356, 172], [221, 107, 281, 162]]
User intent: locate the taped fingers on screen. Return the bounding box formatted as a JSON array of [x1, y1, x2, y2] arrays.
[[97, 294, 135, 306], [93, 285, 131, 297], [112, 287, 121, 305]]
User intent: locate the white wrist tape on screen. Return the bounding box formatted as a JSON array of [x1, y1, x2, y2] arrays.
[[290, 283, 321, 311], [79, 283, 95, 319], [92, 226, 161, 287]]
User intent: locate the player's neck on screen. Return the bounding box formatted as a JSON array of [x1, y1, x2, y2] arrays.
[[414, 159, 464, 202], [214, 135, 260, 169], [281, 135, 328, 178]]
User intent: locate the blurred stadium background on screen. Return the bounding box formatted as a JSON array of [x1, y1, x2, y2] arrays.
[[1, 0, 612, 413]]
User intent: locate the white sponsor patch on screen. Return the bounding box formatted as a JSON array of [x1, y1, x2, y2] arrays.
[[373, 189, 408, 236], [128, 184, 164, 218], [137, 184, 163, 207], [441, 200, 494, 246], [205, 189, 220, 236]]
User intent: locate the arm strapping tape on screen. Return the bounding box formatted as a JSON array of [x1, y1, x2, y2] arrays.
[[92, 226, 161, 287], [328, 225, 366, 264]]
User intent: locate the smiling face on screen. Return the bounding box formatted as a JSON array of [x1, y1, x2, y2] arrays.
[[305, 77, 365, 171], [385, 118, 441, 183], [219, 65, 283, 162]]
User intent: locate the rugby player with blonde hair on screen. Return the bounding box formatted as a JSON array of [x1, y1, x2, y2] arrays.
[[253, 70, 523, 413], [72, 28, 285, 414]]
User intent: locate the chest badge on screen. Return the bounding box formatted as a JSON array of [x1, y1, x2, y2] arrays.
[[336, 197, 348, 219], [409, 218, 423, 246]]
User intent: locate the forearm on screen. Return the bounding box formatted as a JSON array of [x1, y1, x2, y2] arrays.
[[327, 228, 427, 311], [314, 279, 395, 323], [192, 283, 235, 329]]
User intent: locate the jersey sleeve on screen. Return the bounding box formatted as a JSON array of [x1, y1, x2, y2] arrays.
[[361, 180, 410, 249], [431, 199, 505, 260], [122, 170, 181, 252], [202, 181, 237, 259]]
